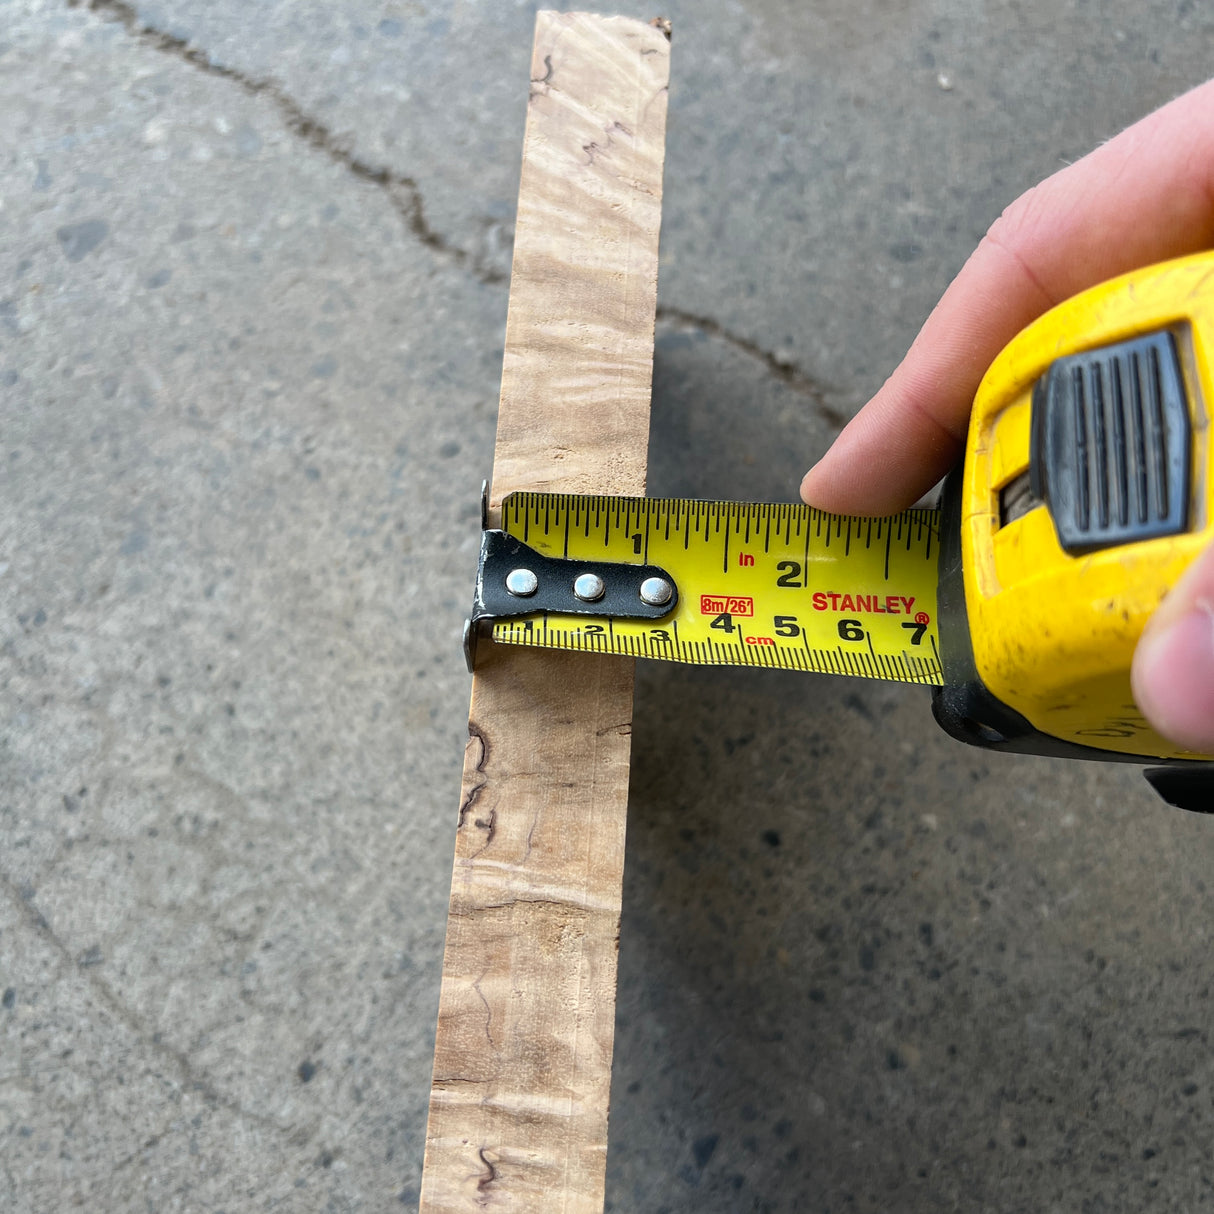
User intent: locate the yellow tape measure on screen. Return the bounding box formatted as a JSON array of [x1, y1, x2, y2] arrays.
[[490, 492, 943, 684], [465, 255, 1214, 809]]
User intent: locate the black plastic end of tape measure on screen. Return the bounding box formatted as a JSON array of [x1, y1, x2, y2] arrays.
[[1143, 767, 1214, 812]]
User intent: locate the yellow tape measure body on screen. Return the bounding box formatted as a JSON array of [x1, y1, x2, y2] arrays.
[[492, 493, 943, 684]]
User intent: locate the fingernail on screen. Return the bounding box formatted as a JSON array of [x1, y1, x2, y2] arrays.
[[1132, 602, 1214, 754], [799, 466, 819, 504]]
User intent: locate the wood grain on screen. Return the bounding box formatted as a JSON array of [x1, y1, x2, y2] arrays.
[[418, 13, 669, 1213]]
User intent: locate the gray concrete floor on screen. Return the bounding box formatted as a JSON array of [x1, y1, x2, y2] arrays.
[[4, 1, 1214, 1210]]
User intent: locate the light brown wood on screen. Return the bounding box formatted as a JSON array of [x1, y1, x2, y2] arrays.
[[419, 13, 669, 1214]]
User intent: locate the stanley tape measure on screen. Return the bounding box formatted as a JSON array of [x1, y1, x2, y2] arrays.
[[465, 253, 1214, 811]]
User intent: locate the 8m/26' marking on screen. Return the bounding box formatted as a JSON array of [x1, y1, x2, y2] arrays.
[[701, 594, 753, 616]]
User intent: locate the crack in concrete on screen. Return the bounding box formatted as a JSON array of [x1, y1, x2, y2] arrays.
[[656, 305, 847, 427], [0, 869, 290, 1137], [67, 0, 504, 284], [67, 0, 844, 425]]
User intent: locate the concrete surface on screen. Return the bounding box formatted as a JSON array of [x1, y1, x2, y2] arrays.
[[3, 1, 1214, 1210]]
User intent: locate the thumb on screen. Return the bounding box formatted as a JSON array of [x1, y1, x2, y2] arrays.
[[1131, 542, 1214, 754]]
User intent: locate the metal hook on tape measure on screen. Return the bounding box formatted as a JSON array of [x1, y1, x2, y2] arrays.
[[463, 481, 679, 672]]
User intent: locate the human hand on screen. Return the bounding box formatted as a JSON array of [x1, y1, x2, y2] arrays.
[[799, 79, 1214, 753]]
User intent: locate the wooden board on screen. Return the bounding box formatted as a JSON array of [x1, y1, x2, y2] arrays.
[[419, 13, 670, 1213]]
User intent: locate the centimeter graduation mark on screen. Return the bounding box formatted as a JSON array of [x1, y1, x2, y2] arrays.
[[493, 620, 943, 684]]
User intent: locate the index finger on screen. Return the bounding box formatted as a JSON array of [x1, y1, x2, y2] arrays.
[[800, 78, 1214, 515]]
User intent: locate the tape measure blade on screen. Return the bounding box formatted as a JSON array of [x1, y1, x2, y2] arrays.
[[491, 494, 943, 685]]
